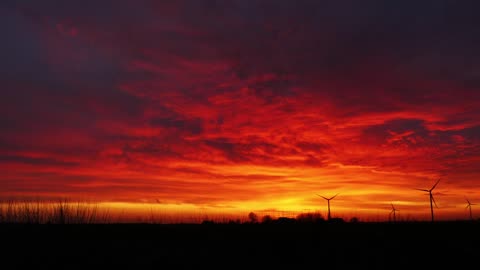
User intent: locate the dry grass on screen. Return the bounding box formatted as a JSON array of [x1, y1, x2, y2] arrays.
[[0, 199, 110, 224]]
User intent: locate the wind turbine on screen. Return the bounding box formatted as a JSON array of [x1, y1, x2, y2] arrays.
[[317, 193, 338, 221], [390, 203, 398, 223], [415, 179, 440, 222], [465, 197, 476, 221]]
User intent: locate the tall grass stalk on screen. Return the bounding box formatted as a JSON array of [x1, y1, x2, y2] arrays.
[[0, 199, 110, 224]]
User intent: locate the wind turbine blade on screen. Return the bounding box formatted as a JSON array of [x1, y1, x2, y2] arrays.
[[466, 198, 471, 205], [391, 203, 395, 210], [430, 179, 441, 191], [466, 205, 470, 209], [329, 193, 339, 200], [432, 195, 438, 208], [317, 194, 328, 200], [414, 188, 429, 192]]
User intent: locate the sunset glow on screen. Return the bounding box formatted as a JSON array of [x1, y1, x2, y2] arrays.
[[2, 1, 480, 222]]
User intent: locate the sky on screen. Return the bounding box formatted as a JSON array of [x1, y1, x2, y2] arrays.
[[1, 0, 480, 222]]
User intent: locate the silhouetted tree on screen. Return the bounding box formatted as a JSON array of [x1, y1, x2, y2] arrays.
[[248, 212, 258, 223], [350, 217, 359, 223], [261, 215, 273, 224]]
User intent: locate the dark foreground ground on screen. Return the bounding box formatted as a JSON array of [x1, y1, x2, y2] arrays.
[[2, 221, 479, 269]]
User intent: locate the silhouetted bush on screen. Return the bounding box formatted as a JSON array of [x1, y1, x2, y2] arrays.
[[248, 212, 258, 223], [350, 217, 359, 223], [261, 215, 273, 224]]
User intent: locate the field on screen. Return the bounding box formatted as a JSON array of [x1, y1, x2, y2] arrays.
[[2, 221, 479, 269]]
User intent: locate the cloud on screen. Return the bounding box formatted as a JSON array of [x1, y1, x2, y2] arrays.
[[150, 117, 204, 136], [0, 155, 78, 167], [1, 0, 480, 220]]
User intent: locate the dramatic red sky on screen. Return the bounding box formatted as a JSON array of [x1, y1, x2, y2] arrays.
[[2, 1, 480, 221]]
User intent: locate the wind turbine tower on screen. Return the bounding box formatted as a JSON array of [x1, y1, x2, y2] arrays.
[[466, 197, 476, 221], [390, 203, 398, 223], [415, 179, 440, 222], [317, 194, 338, 221]]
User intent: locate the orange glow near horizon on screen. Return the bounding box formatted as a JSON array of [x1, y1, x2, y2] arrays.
[[2, 161, 479, 222], [2, 2, 480, 222]]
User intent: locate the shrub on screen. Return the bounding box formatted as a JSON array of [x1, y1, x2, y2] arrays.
[[261, 215, 273, 224], [248, 212, 258, 223]]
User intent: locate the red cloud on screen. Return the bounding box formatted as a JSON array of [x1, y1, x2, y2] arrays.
[[2, 1, 480, 221]]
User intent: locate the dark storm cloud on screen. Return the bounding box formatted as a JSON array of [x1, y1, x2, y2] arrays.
[[362, 119, 427, 142], [453, 126, 480, 141], [0, 3, 149, 159], [6, 0, 480, 100], [202, 136, 330, 167], [204, 138, 251, 163], [150, 117, 204, 135], [0, 155, 78, 167], [2, 0, 479, 141], [295, 141, 330, 153], [208, 0, 480, 104], [0, 9, 46, 80]]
